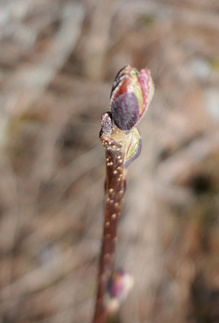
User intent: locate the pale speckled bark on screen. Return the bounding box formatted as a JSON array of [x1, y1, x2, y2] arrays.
[[93, 131, 127, 323]]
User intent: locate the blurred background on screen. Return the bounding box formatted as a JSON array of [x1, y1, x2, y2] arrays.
[[0, 0, 219, 322]]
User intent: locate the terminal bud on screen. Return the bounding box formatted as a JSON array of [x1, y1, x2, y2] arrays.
[[110, 65, 154, 131]]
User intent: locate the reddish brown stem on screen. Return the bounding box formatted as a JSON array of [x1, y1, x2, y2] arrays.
[[93, 133, 126, 323], [93, 65, 154, 322]]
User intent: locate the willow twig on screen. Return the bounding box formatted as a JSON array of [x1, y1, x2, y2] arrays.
[[93, 65, 154, 323]]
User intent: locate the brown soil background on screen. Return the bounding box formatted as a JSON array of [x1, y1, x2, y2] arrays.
[[0, 1, 218, 322]]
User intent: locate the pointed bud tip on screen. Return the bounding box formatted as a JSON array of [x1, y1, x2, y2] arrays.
[[111, 65, 133, 95], [100, 111, 113, 135]]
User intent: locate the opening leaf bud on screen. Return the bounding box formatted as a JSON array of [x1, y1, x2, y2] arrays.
[[110, 65, 154, 131]]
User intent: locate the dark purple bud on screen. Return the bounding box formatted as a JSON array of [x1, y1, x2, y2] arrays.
[[111, 92, 139, 131]]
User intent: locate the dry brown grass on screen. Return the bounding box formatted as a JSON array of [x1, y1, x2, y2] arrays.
[[0, 0, 218, 322]]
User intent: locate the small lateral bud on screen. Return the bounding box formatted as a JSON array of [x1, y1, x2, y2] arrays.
[[124, 127, 142, 168], [106, 270, 134, 313]]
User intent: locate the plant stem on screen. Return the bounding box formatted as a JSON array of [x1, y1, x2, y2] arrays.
[[93, 130, 127, 323], [93, 64, 154, 323]]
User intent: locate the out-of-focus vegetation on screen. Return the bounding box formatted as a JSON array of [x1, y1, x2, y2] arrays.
[[0, 0, 218, 322]]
